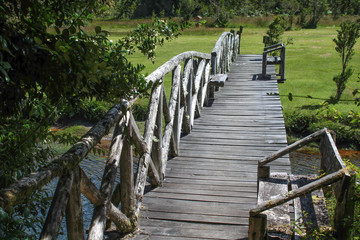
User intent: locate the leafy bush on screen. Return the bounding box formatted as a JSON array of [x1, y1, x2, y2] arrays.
[[58, 99, 112, 123], [284, 111, 313, 135], [264, 15, 292, 47], [214, 11, 229, 28], [132, 102, 149, 121], [309, 121, 360, 149]]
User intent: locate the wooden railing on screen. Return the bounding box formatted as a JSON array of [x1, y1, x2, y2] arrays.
[[0, 28, 242, 239], [262, 43, 286, 82], [249, 128, 356, 240]]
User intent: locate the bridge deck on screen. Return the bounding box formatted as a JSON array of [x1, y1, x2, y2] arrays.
[[134, 55, 291, 239]]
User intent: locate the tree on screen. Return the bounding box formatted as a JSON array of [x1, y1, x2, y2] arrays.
[[331, 20, 360, 103], [0, 0, 182, 238], [264, 15, 290, 47]]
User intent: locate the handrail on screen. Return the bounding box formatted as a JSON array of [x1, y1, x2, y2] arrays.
[[262, 43, 286, 82], [249, 128, 356, 240], [250, 168, 348, 216], [264, 43, 283, 50], [0, 27, 243, 239]]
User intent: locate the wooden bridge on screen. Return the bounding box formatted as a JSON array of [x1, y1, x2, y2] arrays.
[[134, 53, 290, 239], [0, 28, 356, 240]]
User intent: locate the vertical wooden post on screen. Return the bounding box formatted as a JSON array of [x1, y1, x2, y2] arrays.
[[238, 26, 243, 54], [171, 65, 181, 156], [88, 114, 128, 240], [248, 213, 267, 240], [280, 45, 286, 81], [230, 30, 235, 61], [66, 167, 85, 240], [40, 170, 74, 240], [334, 173, 356, 240], [211, 52, 217, 75], [120, 118, 135, 219], [262, 51, 267, 79], [186, 59, 193, 132], [257, 165, 270, 193], [151, 85, 164, 182]]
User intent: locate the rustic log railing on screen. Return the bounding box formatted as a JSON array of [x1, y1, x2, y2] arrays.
[[0, 28, 242, 239], [249, 128, 356, 240]]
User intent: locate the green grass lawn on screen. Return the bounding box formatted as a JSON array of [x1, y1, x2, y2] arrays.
[[95, 17, 360, 147]]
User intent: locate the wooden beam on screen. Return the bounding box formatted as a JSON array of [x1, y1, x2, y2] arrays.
[[250, 169, 347, 217], [259, 128, 326, 167], [134, 84, 162, 217], [162, 66, 181, 172], [190, 59, 206, 127], [182, 58, 193, 135], [146, 51, 210, 84], [66, 167, 85, 240], [334, 172, 356, 240], [79, 168, 132, 232], [150, 84, 164, 184], [40, 170, 74, 240], [88, 113, 129, 240], [120, 121, 135, 218], [129, 114, 147, 155]]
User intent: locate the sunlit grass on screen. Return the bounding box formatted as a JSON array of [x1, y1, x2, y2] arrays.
[[97, 18, 360, 119]]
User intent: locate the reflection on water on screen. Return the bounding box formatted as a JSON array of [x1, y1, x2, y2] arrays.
[[290, 149, 360, 175]]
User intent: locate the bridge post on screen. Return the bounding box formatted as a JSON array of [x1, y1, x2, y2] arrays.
[[334, 172, 356, 240], [237, 26, 243, 54], [249, 213, 267, 240]]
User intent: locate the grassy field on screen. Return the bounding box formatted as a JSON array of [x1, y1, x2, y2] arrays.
[[93, 17, 360, 147]]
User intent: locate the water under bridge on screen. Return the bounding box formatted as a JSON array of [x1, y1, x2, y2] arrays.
[[0, 29, 355, 240]]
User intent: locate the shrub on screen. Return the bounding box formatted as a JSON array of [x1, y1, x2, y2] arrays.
[[58, 99, 112, 124], [284, 111, 313, 135]]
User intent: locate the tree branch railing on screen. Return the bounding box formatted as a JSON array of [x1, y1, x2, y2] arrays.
[[0, 27, 243, 239], [249, 128, 356, 240]]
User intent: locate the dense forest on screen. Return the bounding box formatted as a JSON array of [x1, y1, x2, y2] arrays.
[[110, 0, 360, 21]]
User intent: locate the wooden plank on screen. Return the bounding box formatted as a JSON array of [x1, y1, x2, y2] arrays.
[[139, 218, 247, 231], [136, 225, 245, 240], [209, 74, 228, 87], [141, 211, 249, 226], [144, 191, 256, 204]]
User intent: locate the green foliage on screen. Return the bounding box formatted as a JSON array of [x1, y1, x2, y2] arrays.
[[307, 0, 328, 28], [114, 0, 140, 19], [214, 11, 229, 28], [332, 21, 360, 103], [264, 15, 293, 48], [284, 111, 313, 135], [284, 106, 360, 149], [0, 0, 183, 237], [59, 99, 112, 123], [178, 0, 200, 20]]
